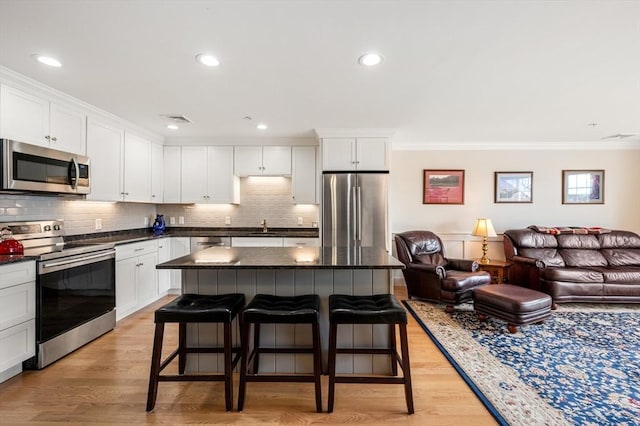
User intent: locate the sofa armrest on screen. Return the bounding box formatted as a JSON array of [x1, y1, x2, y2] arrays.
[[447, 258, 478, 272], [512, 255, 545, 268], [408, 263, 446, 279]]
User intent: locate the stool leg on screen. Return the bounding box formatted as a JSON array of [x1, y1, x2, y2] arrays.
[[178, 322, 187, 374], [223, 321, 233, 412], [389, 324, 398, 376], [237, 320, 251, 412], [399, 323, 414, 414], [327, 322, 338, 413], [146, 322, 164, 412], [312, 321, 322, 413], [252, 322, 261, 374]]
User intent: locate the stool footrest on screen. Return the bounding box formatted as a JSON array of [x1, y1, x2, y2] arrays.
[[334, 376, 407, 385], [250, 347, 315, 354], [336, 348, 395, 355], [158, 374, 227, 382], [242, 375, 317, 383]]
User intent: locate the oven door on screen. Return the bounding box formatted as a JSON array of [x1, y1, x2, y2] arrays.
[[37, 249, 115, 343]]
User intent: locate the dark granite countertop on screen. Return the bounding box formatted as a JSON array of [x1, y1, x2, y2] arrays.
[[156, 246, 404, 270], [0, 255, 37, 266], [66, 227, 319, 245]]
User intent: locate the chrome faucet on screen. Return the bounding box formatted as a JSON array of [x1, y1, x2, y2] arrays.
[[262, 219, 268, 233]]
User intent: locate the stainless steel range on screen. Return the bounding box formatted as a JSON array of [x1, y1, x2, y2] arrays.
[[2, 220, 116, 369]]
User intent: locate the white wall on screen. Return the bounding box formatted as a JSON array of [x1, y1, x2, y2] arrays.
[[390, 148, 640, 236]]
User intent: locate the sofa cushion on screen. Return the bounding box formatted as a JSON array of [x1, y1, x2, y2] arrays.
[[600, 249, 640, 267], [541, 267, 604, 283], [557, 234, 600, 249], [414, 253, 448, 267], [596, 266, 640, 283], [559, 249, 608, 267], [506, 229, 558, 248], [598, 231, 640, 249], [519, 248, 565, 267]]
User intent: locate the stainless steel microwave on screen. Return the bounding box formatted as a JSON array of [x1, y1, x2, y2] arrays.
[[1, 139, 90, 195]]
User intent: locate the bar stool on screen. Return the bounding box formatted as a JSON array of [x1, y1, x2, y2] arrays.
[[327, 293, 414, 414], [146, 293, 245, 412], [237, 294, 322, 413]]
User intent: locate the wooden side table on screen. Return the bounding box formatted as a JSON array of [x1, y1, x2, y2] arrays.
[[475, 259, 511, 284]]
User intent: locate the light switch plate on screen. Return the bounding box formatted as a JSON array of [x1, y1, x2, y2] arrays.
[[179, 216, 185, 225], [170, 216, 176, 225], [95, 218, 102, 230], [225, 216, 231, 225], [297, 217, 303, 225]]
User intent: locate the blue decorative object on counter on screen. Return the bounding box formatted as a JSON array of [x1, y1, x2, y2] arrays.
[[152, 214, 166, 235]]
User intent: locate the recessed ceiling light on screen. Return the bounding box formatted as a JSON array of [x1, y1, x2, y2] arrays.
[[196, 53, 220, 67], [358, 53, 383, 66], [32, 54, 62, 67], [257, 123, 268, 130], [166, 124, 179, 130]]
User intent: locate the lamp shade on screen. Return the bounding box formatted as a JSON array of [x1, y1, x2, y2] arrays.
[[472, 218, 497, 238]]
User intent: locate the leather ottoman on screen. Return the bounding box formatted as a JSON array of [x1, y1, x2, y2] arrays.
[[472, 284, 552, 333]]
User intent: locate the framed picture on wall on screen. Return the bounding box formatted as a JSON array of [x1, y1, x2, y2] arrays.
[[494, 171, 533, 203], [423, 169, 465, 204], [562, 170, 605, 204]]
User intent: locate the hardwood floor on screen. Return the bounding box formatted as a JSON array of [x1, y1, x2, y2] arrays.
[[0, 285, 497, 425]]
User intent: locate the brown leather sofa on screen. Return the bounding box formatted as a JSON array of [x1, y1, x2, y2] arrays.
[[395, 230, 491, 312], [503, 226, 640, 308]]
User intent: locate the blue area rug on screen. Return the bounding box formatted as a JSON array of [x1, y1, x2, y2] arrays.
[[403, 300, 640, 426]]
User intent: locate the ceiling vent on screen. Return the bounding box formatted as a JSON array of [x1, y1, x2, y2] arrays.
[[160, 114, 193, 124]]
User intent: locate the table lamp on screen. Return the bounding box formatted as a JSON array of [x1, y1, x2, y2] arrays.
[[472, 218, 497, 264]]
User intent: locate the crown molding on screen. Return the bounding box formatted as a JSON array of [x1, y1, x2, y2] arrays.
[[164, 136, 318, 146], [314, 128, 397, 139], [391, 139, 640, 151]]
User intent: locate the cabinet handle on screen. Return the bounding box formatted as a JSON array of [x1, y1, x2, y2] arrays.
[[152, 194, 156, 198], [51, 137, 57, 142], [134, 248, 144, 252], [45, 135, 51, 140]]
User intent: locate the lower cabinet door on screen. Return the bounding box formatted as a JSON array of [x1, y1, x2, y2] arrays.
[[136, 252, 158, 308], [0, 319, 35, 373], [115, 257, 138, 321]]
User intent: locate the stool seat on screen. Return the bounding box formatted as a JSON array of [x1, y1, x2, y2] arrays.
[[329, 294, 407, 324], [155, 293, 245, 323], [242, 294, 320, 323]]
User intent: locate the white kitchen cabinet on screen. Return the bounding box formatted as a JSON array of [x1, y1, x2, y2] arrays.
[[0, 84, 86, 155], [86, 117, 124, 202], [282, 237, 320, 247], [163, 146, 181, 203], [291, 146, 317, 204], [169, 237, 190, 290], [115, 241, 158, 321], [157, 239, 171, 295], [0, 261, 35, 384], [122, 133, 152, 202], [232, 237, 284, 247], [234, 146, 291, 176], [322, 137, 388, 171], [181, 146, 239, 204], [150, 143, 163, 203]]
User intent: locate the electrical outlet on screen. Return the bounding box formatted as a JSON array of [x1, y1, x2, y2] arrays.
[[144, 216, 149, 226], [297, 217, 303, 225], [95, 218, 102, 230], [225, 216, 231, 225], [170, 216, 176, 225], [179, 216, 185, 225]]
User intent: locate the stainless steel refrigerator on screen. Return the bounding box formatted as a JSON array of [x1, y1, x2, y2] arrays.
[[322, 172, 388, 249]]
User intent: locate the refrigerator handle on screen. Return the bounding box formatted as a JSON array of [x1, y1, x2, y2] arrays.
[[357, 186, 362, 242], [352, 189, 358, 242]]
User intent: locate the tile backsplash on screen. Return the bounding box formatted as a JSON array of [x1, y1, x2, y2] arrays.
[[158, 177, 319, 228], [0, 177, 319, 235]]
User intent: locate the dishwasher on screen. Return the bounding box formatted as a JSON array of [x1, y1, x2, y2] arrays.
[[190, 236, 231, 252]]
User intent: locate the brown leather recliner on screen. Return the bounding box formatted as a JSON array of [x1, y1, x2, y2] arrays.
[[395, 230, 491, 312]]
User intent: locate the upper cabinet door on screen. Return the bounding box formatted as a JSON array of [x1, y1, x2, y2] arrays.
[[180, 146, 208, 203], [322, 138, 356, 170], [262, 146, 291, 175], [150, 143, 163, 203], [163, 146, 181, 203], [291, 146, 316, 204], [49, 102, 87, 155], [234, 146, 263, 176], [208, 146, 239, 204], [86, 118, 124, 201], [355, 138, 388, 171], [123, 133, 152, 202], [0, 85, 49, 147]]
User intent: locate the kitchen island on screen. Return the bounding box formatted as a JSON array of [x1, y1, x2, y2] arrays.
[[156, 246, 404, 374]]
